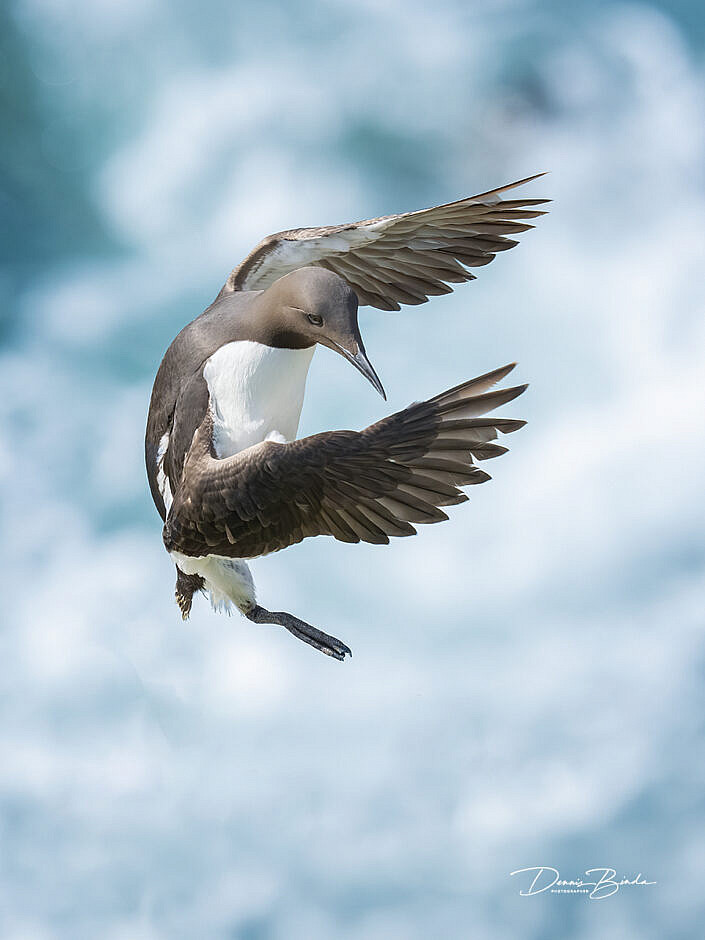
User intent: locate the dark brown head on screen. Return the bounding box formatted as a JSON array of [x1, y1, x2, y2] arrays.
[[253, 266, 386, 398]]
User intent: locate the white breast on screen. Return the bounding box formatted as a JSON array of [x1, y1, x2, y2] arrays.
[[203, 340, 315, 457]]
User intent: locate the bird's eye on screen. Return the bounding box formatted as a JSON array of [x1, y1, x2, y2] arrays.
[[307, 313, 323, 327]]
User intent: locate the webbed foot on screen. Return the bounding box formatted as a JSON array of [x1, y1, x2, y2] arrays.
[[245, 605, 352, 661]]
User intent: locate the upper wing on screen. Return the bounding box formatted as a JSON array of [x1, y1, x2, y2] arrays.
[[215, 174, 549, 311], [163, 364, 527, 560]]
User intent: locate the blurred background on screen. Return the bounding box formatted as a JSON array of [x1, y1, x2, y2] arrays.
[[2, 0, 705, 936]]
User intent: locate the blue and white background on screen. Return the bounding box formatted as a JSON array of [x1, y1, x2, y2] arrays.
[[2, 0, 705, 936]]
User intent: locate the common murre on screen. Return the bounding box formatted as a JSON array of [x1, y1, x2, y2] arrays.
[[145, 174, 548, 660]]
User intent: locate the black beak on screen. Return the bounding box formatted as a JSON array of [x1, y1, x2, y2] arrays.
[[334, 341, 386, 400]]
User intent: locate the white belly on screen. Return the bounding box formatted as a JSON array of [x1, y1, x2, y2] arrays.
[[203, 340, 315, 457], [172, 550, 256, 614], [170, 340, 315, 615]]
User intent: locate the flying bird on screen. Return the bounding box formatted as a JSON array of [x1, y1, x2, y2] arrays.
[[146, 174, 548, 660]]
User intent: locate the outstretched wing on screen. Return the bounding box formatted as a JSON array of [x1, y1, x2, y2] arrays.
[[215, 174, 549, 311], [163, 364, 527, 560]]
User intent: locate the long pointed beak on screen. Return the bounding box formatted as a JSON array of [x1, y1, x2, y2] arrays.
[[334, 342, 386, 400]]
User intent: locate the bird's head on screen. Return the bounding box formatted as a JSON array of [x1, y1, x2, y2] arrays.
[[258, 266, 386, 399]]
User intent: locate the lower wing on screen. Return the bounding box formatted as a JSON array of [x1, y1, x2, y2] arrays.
[[164, 363, 527, 559]]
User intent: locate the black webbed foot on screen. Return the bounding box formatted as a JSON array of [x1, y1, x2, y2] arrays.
[[245, 605, 352, 661]]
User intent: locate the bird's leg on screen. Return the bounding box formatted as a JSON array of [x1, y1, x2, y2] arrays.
[[245, 605, 352, 661], [175, 567, 205, 620]]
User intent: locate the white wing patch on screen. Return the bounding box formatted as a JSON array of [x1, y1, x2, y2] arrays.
[[156, 431, 173, 514], [245, 222, 390, 290]]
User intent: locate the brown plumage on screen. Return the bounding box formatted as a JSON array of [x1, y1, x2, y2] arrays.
[[163, 364, 526, 560]]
